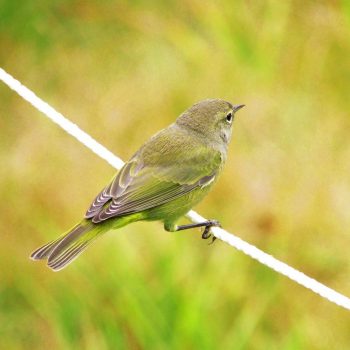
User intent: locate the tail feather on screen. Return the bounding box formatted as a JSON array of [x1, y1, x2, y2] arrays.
[[30, 220, 103, 271], [30, 235, 64, 260], [48, 241, 90, 271]]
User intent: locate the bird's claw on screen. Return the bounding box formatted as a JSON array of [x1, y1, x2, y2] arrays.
[[201, 220, 221, 244]]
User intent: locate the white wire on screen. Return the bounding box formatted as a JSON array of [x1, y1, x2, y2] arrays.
[[1, 67, 350, 311]]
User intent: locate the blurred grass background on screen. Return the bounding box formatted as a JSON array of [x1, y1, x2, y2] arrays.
[[1, 0, 350, 349]]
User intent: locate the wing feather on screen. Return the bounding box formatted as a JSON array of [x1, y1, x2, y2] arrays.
[[85, 126, 223, 223], [91, 174, 215, 223], [85, 160, 141, 218]]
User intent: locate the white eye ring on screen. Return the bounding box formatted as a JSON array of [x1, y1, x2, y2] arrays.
[[226, 112, 233, 124]]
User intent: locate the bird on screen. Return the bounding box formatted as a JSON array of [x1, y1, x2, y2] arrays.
[[30, 99, 244, 271]]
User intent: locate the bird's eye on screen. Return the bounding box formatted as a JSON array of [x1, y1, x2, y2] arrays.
[[226, 112, 233, 124]]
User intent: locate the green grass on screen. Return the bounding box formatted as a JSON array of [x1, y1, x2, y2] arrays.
[[1, 1, 350, 349]]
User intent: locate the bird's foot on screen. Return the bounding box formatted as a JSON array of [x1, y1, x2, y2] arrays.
[[201, 220, 221, 244]]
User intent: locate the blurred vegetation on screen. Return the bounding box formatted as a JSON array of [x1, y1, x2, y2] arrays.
[[1, 0, 350, 349]]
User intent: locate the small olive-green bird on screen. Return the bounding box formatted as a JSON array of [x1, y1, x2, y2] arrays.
[[31, 99, 244, 271]]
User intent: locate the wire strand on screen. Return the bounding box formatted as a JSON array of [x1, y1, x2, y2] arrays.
[[1, 67, 349, 311]]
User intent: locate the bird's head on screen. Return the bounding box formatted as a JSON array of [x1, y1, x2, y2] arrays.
[[176, 98, 244, 146]]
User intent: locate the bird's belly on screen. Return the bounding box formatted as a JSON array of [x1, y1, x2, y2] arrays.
[[143, 185, 212, 222]]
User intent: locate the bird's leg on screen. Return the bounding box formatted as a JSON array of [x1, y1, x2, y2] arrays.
[[176, 219, 221, 243]]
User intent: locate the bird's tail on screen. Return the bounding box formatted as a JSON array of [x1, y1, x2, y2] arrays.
[[30, 220, 105, 271]]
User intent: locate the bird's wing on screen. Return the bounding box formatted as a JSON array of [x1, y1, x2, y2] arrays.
[[85, 127, 222, 223], [85, 160, 140, 219]]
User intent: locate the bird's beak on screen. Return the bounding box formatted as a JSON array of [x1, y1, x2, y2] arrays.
[[233, 104, 245, 112]]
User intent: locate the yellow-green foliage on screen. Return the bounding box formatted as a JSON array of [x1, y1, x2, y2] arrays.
[[1, 1, 350, 349]]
